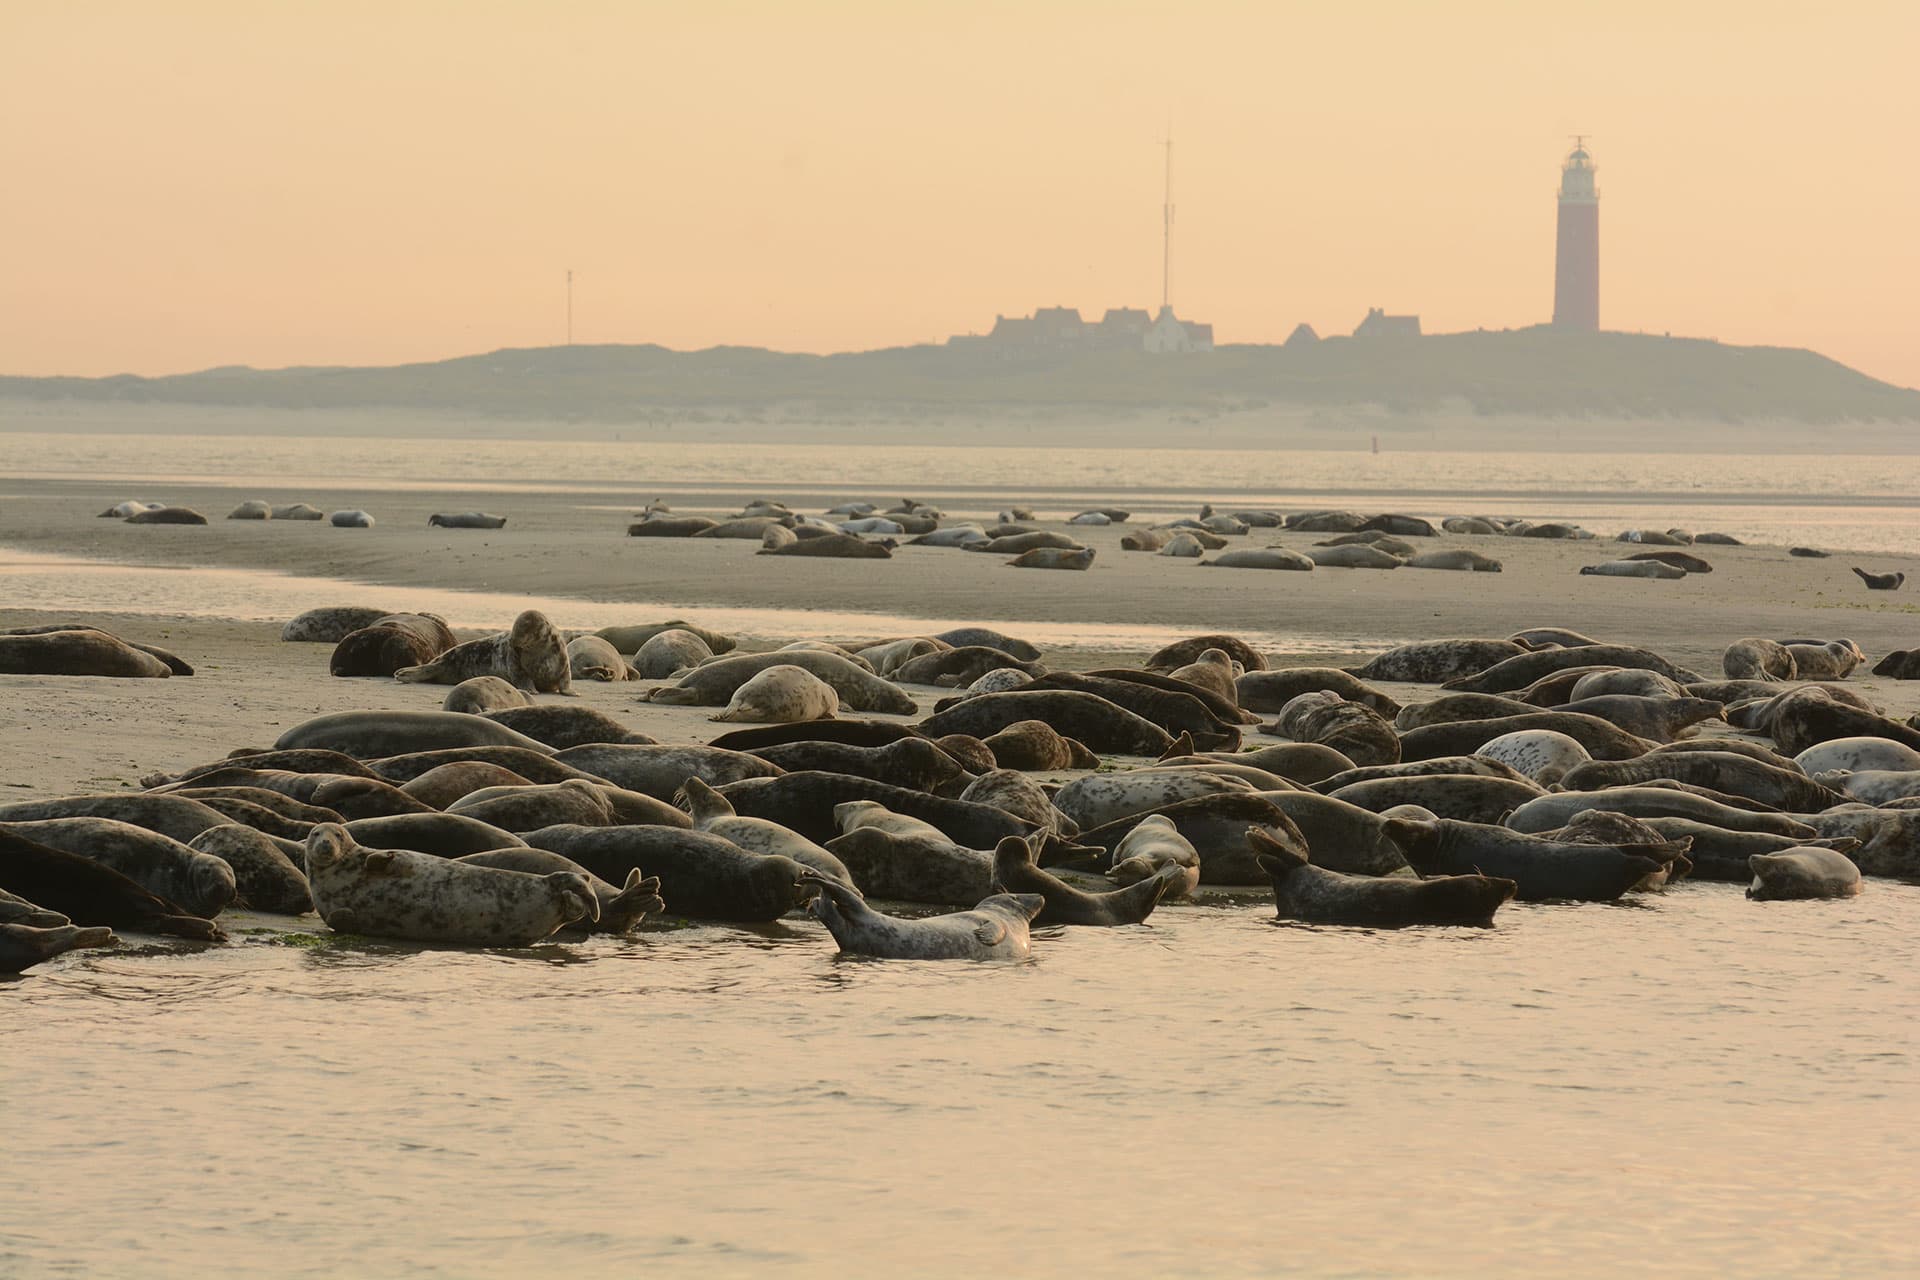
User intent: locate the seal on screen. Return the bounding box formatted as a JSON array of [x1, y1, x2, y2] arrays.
[[1306, 544, 1403, 569], [125, 506, 209, 525], [566, 635, 634, 682], [1553, 695, 1727, 742], [1200, 548, 1315, 570], [1624, 551, 1713, 574], [0, 888, 70, 928], [186, 825, 314, 914], [0, 827, 223, 940], [1346, 639, 1529, 684], [822, 826, 993, 905], [342, 813, 528, 858], [452, 779, 688, 832], [523, 824, 810, 922], [272, 502, 325, 520], [710, 664, 842, 723], [896, 646, 1044, 687], [1723, 637, 1797, 681], [802, 871, 1042, 960], [1793, 737, 1920, 774], [1308, 756, 1532, 792], [631, 628, 715, 678], [926, 627, 1042, 660], [957, 770, 1071, 834], [646, 650, 916, 715], [482, 705, 654, 750], [329, 614, 458, 678], [1158, 532, 1205, 557], [551, 742, 783, 799], [1238, 669, 1399, 716], [1567, 669, 1689, 701], [0, 793, 231, 845], [981, 720, 1102, 771], [1252, 828, 1513, 928], [918, 691, 1173, 757], [678, 778, 852, 883], [1784, 640, 1865, 680], [989, 835, 1170, 925], [304, 824, 597, 945], [443, 676, 533, 714], [0, 629, 175, 678], [0, 921, 116, 973], [367, 747, 591, 787], [749, 738, 969, 794], [1406, 548, 1502, 572], [329, 510, 375, 528], [1147, 634, 1267, 673], [757, 532, 893, 558], [1021, 673, 1243, 748], [1326, 775, 1544, 825], [1318, 531, 1415, 553], [1008, 546, 1095, 570], [1444, 645, 1703, 696], [1162, 650, 1243, 704], [1441, 516, 1501, 535], [1398, 711, 1656, 763], [1820, 770, 1920, 805], [713, 773, 1042, 849], [1121, 528, 1169, 551], [707, 719, 922, 752], [398, 762, 536, 809], [1, 818, 237, 918], [1473, 730, 1591, 785], [228, 500, 273, 520], [395, 610, 572, 695], [1747, 847, 1862, 900], [760, 524, 798, 550], [629, 516, 718, 537], [1258, 791, 1417, 876], [1766, 688, 1920, 757], [1380, 817, 1681, 902], [1105, 813, 1200, 898], [1852, 567, 1904, 591], [594, 621, 736, 656], [1052, 769, 1253, 832], [282, 606, 392, 643], [1270, 693, 1400, 768], [1062, 794, 1314, 885], [429, 512, 509, 529], [454, 852, 662, 933], [1505, 789, 1813, 838], [1558, 752, 1844, 811], [275, 709, 555, 757], [1393, 692, 1538, 730]]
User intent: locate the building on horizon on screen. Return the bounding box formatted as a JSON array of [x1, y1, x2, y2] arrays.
[[950, 304, 1211, 354], [1553, 141, 1600, 330], [1353, 307, 1420, 339]]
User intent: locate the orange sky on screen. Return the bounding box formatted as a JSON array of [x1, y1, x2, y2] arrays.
[[3, 1, 1916, 387]]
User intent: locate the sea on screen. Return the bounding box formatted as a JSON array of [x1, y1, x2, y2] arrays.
[[2, 426, 1916, 1277]]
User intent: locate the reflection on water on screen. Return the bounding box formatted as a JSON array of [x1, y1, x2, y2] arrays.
[[3, 886, 1915, 1277], [0, 548, 1363, 654]]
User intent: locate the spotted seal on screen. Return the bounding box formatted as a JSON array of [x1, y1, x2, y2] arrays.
[[1793, 737, 1920, 774], [594, 621, 736, 657], [676, 779, 852, 883], [398, 762, 536, 809], [918, 691, 1172, 756], [1473, 730, 1591, 785], [1346, 639, 1528, 684], [1200, 548, 1315, 571], [802, 871, 1042, 960], [1723, 637, 1797, 681], [1398, 712, 1656, 763], [1442, 645, 1699, 694], [1326, 775, 1545, 825], [550, 743, 782, 799], [1270, 692, 1399, 768], [523, 824, 809, 922], [428, 511, 508, 529], [1238, 669, 1400, 716], [1051, 769, 1253, 832], [1405, 549, 1502, 572], [483, 705, 654, 750], [0, 921, 116, 973], [820, 826, 993, 906], [710, 664, 842, 723], [980, 720, 1101, 770], [1146, 634, 1267, 674], [1558, 752, 1844, 811], [329, 510, 375, 528], [186, 826, 314, 914], [304, 824, 596, 944], [758, 532, 893, 558], [631, 628, 715, 678], [988, 836, 1170, 926], [282, 607, 393, 643], [395, 610, 572, 695], [126, 506, 208, 525], [454, 852, 661, 932], [443, 676, 533, 714], [0, 828, 223, 940], [342, 813, 528, 858], [748, 738, 968, 795], [1553, 695, 1727, 742], [0, 818, 237, 918]]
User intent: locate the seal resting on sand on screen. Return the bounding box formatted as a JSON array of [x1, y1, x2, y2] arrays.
[[395, 610, 572, 694]]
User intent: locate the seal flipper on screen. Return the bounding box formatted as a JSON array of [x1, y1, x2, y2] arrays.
[[1158, 732, 1197, 761], [678, 777, 736, 824], [603, 870, 665, 931]]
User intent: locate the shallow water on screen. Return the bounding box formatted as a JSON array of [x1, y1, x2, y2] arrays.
[[7, 430, 1920, 553], [4, 885, 1916, 1277]]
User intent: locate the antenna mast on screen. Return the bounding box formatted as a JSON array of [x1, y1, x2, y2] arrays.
[[1160, 119, 1174, 313]]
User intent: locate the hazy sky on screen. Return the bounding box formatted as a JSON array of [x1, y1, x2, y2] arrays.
[[4, 1, 1916, 386]]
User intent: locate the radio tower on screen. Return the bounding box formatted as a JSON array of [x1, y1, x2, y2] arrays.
[[1160, 121, 1174, 315]]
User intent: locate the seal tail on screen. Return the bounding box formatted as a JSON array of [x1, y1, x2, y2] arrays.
[[677, 777, 735, 823], [1158, 732, 1196, 761]]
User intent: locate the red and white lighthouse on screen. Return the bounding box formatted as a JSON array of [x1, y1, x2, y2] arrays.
[[1552, 141, 1599, 331]]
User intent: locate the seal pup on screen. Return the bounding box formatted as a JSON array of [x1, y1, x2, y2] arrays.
[[710, 665, 841, 723], [989, 836, 1171, 926], [395, 610, 572, 695], [0, 922, 116, 973], [444, 676, 533, 714], [1105, 813, 1200, 898], [1852, 567, 1904, 591], [429, 512, 508, 529], [304, 825, 597, 945], [329, 510, 375, 528], [802, 871, 1042, 960], [454, 853, 662, 933], [680, 778, 853, 883], [1252, 829, 1512, 928], [0, 828, 223, 940], [282, 607, 392, 643], [1747, 847, 1861, 901]]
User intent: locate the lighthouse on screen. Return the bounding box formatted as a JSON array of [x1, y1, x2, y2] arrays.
[[1552, 140, 1599, 331]]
